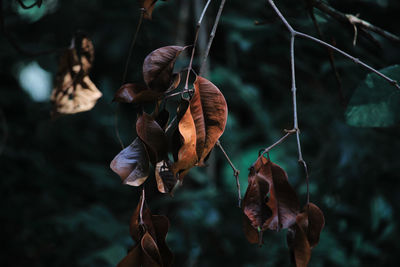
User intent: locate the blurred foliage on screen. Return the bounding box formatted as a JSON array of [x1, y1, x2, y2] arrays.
[[1, 0, 400, 266]]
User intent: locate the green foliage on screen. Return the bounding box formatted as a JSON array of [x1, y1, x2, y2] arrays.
[[346, 65, 400, 127]]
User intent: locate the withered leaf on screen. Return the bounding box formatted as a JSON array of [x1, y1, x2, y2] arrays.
[[155, 160, 177, 194], [121, 196, 173, 267], [242, 157, 299, 244], [287, 203, 325, 267], [171, 99, 197, 180], [110, 138, 150, 187], [143, 46, 186, 92], [153, 108, 170, 131], [51, 36, 101, 116], [113, 83, 161, 104], [190, 76, 228, 166], [117, 245, 141, 267], [136, 112, 168, 163]]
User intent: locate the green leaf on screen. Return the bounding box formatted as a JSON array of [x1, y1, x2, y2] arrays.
[[345, 65, 400, 127]]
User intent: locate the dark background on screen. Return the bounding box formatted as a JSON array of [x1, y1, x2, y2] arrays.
[[1, 0, 400, 266]]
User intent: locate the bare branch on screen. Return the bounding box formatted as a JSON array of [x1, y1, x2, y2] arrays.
[[216, 140, 241, 207], [199, 0, 227, 75], [184, 0, 212, 90], [260, 129, 296, 157]]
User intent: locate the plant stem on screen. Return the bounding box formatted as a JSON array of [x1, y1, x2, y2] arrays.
[[139, 187, 145, 225], [184, 0, 212, 90], [260, 129, 296, 157], [199, 0, 227, 75], [216, 140, 241, 207]]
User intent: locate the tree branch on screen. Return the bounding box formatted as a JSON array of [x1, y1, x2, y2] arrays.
[[184, 0, 212, 90], [199, 0, 227, 75], [216, 140, 241, 207]]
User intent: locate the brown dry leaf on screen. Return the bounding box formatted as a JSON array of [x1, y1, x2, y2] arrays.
[[171, 99, 197, 180], [143, 46, 186, 92], [136, 112, 168, 163], [110, 138, 149, 186], [117, 245, 142, 267], [286, 203, 325, 267], [113, 83, 161, 104], [51, 36, 101, 116], [190, 76, 228, 166], [155, 160, 177, 194], [242, 156, 299, 244], [120, 196, 173, 267]]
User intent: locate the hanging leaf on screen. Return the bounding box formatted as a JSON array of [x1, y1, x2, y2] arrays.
[[136, 112, 168, 163], [110, 138, 150, 186], [287, 203, 325, 267], [143, 46, 186, 92], [113, 83, 161, 104], [171, 99, 197, 180], [155, 160, 177, 194], [51, 35, 102, 116], [242, 156, 299, 244], [345, 65, 400, 127], [190, 76, 228, 166], [120, 196, 173, 267]]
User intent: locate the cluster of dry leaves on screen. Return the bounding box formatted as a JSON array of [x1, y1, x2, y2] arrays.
[[110, 45, 228, 194], [242, 156, 325, 266]]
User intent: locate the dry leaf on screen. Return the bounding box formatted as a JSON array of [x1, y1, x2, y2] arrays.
[[242, 156, 299, 244], [136, 112, 168, 163], [190, 76, 228, 166], [155, 160, 177, 194], [113, 83, 161, 104], [51, 36, 102, 116], [143, 46, 186, 92], [139, 0, 158, 20], [171, 99, 197, 180], [110, 138, 149, 186], [287, 203, 325, 267]]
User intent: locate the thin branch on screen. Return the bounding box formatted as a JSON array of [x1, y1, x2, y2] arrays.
[[311, 0, 400, 43], [164, 89, 194, 99], [184, 0, 212, 90], [216, 140, 241, 207], [260, 129, 296, 157], [122, 8, 145, 83], [199, 0, 227, 75], [267, 1, 400, 90]]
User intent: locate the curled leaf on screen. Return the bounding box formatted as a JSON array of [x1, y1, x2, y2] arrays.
[[110, 138, 150, 186], [287, 203, 325, 267], [51, 36, 101, 116], [143, 46, 186, 92], [141, 231, 163, 267], [136, 113, 168, 163], [117, 245, 141, 267], [152, 215, 174, 267], [113, 83, 161, 104], [155, 160, 177, 194], [242, 157, 299, 244], [190, 76, 228, 165], [171, 99, 197, 180]]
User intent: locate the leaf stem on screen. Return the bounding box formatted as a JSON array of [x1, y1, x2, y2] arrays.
[[260, 129, 296, 157], [184, 0, 212, 90], [199, 0, 227, 75], [216, 140, 241, 207], [139, 187, 145, 225]]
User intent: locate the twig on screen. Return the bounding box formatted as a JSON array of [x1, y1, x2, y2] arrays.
[[267, 0, 400, 90], [311, 0, 400, 43], [199, 0, 227, 75], [122, 8, 145, 83], [164, 89, 194, 99], [216, 140, 241, 207], [260, 129, 296, 157], [184, 0, 212, 90]]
